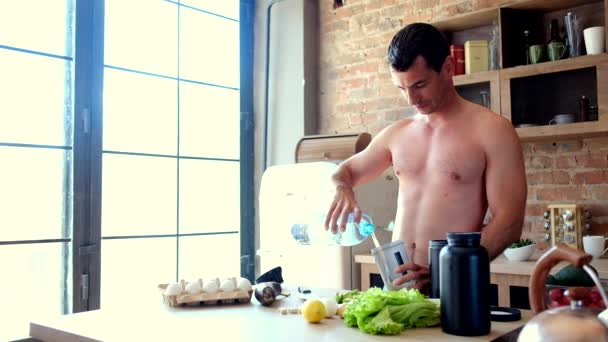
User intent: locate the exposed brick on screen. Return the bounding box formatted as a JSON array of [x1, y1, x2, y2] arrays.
[[416, 0, 440, 10], [338, 78, 366, 89], [572, 171, 608, 185], [594, 186, 608, 200], [364, 97, 403, 111], [526, 171, 570, 185], [584, 137, 608, 151], [526, 156, 554, 169], [365, 0, 384, 11], [525, 203, 548, 217], [556, 153, 608, 169], [584, 203, 608, 217], [536, 187, 587, 201], [384, 109, 404, 121]]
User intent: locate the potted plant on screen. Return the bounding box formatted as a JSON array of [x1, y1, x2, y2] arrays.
[[504, 239, 536, 261]]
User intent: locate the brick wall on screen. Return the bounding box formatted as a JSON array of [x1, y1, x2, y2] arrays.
[[318, 0, 608, 242]]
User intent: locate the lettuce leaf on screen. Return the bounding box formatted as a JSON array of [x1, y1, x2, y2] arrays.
[[342, 287, 440, 335]]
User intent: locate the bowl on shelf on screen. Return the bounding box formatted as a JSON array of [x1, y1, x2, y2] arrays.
[[504, 243, 536, 261]]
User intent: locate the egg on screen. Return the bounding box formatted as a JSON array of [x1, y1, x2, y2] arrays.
[[185, 281, 202, 294], [236, 277, 252, 291], [165, 282, 183, 296], [202, 280, 218, 294], [320, 297, 338, 317], [220, 278, 236, 292]]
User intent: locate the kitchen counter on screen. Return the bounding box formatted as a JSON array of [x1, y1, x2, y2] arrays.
[[355, 252, 608, 307], [30, 287, 531, 342]]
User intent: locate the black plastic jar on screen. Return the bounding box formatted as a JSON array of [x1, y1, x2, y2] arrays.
[[440, 232, 490, 336], [428, 239, 447, 299]]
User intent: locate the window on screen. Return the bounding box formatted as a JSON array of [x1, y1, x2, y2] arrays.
[[0, 1, 253, 339]]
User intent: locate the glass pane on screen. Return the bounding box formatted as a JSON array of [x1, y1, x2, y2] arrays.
[[179, 234, 240, 281], [180, 82, 239, 159], [102, 154, 177, 236], [101, 238, 175, 309], [0, 242, 70, 341], [180, 7, 239, 88], [0, 49, 71, 146], [180, 0, 239, 20], [179, 160, 239, 234], [0, 0, 72, 56], [103, 69, 178, 155], [104, 0, 177, 76], [0, 147, 70, 241]]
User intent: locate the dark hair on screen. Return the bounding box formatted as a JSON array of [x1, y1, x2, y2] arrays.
[[387, 23, 450, 73]]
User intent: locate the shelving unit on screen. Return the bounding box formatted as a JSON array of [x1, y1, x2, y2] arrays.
[[453, 70, 500, 113], [431, 0, 608, 141]]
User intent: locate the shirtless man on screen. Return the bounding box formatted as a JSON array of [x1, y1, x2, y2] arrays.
[[324, 23, 527, 292]]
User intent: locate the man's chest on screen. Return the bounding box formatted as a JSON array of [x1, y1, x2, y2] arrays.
[[390, 131, 487, 185]]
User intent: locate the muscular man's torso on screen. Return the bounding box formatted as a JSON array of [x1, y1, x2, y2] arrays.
[[389, 110, 491, 265]]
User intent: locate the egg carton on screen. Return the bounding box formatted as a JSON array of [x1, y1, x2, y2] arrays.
[[158, 277, 253, 307]]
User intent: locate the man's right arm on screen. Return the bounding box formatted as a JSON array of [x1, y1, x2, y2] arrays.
[[325, 127, 394, 232]]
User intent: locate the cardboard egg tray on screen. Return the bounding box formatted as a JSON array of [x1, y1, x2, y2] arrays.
[[158, 279, 253, 307]]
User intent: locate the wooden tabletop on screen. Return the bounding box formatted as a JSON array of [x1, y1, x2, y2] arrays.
[[29, 287, 531, 342], [355, 253, 608, 278]]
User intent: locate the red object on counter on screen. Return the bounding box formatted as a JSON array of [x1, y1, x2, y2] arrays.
[[450, 44, 465, 75]]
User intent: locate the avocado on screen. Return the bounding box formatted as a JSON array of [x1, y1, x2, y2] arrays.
[[547, 264, 598, 287]]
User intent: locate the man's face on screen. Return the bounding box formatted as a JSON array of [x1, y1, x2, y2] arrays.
[[390, 55, 452, 115]]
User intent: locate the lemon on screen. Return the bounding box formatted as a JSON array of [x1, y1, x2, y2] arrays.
[[301, 299, 326, 323]]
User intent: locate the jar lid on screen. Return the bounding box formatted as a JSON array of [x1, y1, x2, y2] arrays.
[[429, 239, 448, 247], [447, 232, 481, 245], [465, 40, 489, 47], [490, 306, 521, 322]]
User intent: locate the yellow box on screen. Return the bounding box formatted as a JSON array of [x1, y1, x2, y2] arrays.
[[464, 40, 489, 74]]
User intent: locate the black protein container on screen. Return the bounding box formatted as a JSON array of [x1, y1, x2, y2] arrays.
[[440, 232, 490, 336], [428, 239, 447, 299]]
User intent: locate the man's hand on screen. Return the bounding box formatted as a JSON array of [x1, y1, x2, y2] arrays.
[[324, 185, 361, 234], [392, 262, 430, 294]]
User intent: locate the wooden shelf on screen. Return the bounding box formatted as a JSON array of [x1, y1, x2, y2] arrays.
[[516, 121, 607, 141], [500, 53, 608, 79], [453, 70, 499, 86], [432, 8, 499, 32], [433, 0, 608, 141], [507, 0, 602, 11], [453, 70, 501, 113]]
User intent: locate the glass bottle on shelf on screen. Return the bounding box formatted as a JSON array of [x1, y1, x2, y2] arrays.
[[549, 19, 563, 43], [523, 30, 532, 65], [489, 21, 499, 70]]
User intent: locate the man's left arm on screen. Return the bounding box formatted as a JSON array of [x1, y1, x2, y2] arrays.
[[480, 119, 528, 260]]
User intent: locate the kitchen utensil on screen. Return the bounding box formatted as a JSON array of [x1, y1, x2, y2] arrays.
[[529, 44, 546, 64], [583, 235, 608, 259], [518, 243, 608, 341], [584, 26, 605, 55], [549, 114, 576, 125], [545, 204, 589, 249], [564, 12, 581, 58], [548, 41, 567, 61]]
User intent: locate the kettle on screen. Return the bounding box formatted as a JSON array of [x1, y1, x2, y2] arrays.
[[518, 243, 608, 341]]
